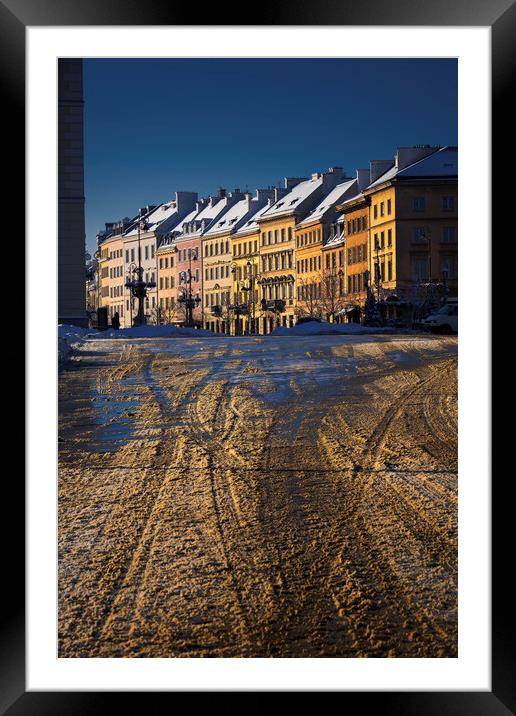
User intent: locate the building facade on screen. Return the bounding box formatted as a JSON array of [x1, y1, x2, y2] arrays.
[[295, 176, 356, 319], [231, 197, 276, 335], [363, 146, 458, 315]]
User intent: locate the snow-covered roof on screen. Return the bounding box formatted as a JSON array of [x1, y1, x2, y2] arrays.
[[367, 146, 457, 189], [234, 200, 274, 237], [259, 176, 324, 220], [124, 200, 183, 237], [196, 198, 228, 222], [297, 178, 356, 227], [323, 233, 345, 249], [172, 207, 198, 232], [203, 198, 261, 237], [171, 197, 235, 241]]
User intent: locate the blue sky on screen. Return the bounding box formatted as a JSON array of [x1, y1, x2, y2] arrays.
[[83, 58, 457, 254]]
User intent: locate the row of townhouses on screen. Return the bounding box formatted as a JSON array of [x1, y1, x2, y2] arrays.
[[90, 145, 458, 333]]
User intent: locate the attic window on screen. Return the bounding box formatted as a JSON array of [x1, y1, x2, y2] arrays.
[[276, 202, 284, 208], [290, 198, 299, 205]]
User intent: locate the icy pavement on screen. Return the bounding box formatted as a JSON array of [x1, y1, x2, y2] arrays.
[[59, 334, 458, 657]]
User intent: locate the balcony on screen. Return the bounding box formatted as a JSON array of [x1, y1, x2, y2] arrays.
[[262, 299, 286, 313]]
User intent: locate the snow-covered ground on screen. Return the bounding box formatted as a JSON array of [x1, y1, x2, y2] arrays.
[[95, 325, 215, 339], [58, 323, 215, 364], [271, 320, 394, 336], [58, 324, 96, 364]]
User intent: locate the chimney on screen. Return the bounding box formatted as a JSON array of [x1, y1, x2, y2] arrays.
[[396, 145, 439, 170], [218, 187, 226, 198], [284, 177, 306, 190], [328, 166, 345, 178], [175, 191, 198, 212], [369, 160, 395, 184], [274, 187, 289, 202], [356, 168, 370, 192], [255, 188, 276, 203]]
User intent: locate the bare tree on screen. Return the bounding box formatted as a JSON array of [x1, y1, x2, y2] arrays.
[[320, 267, 347, 320], [295, 277, 323, 319]]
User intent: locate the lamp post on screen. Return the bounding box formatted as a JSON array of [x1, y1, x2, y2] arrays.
[[177, 248, 200, 327], [230, 263, 250, 336], [241, 259, 257, 334], [125, 262, 138, 327], [374, 235, 382, 302], [124, 211, 155, 326]]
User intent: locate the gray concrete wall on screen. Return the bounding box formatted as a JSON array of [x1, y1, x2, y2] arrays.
[[58, 58, 87, 326]]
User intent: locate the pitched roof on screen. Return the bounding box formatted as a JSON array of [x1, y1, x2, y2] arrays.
[[259, 176, 323, 220], [297, 178, 357, 227], [203, 197, 264, 237], [367, 146, 457, 189], [234, 200, 274, 237]]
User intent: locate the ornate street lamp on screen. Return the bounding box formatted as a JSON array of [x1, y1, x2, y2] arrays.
[[240, 259, 257, 335], [124, 211, 156, 326], [230, 263, 250, 336], [177, 248, 200, 327]]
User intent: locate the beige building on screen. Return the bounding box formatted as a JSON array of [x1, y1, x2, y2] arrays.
[[202, 190, 274, 334], [122, 192, 198, 325], [231, 196, 276, 335], [257, 168, 347, 333]]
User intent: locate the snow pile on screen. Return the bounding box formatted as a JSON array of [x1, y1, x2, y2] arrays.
[[94, 325, 215, 339], [271, 321, 394, 336], [58, 324, 96, 363]]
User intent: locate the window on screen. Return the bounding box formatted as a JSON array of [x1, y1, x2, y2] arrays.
[[388, 228, 392, 247], [413, 197, 426, 211], [380, 202, 384, 217], [413, 227, 427, 243], [387, 199, 392, 214], [442, 226, 456, 243], [443, 196, 454, 211], [373, 204, 378, 219], [412, 257, 428, 281]]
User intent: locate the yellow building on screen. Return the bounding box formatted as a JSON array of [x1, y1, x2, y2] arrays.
[[363, 146, 458, 312], [202, 190, 274, 334], [156, 237, 177, 324], [295, 177, 357, 319], [97, 232, 126, 326], [257, 169, 348, 333]]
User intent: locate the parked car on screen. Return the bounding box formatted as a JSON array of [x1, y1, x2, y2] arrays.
[[422, 300, 458, 334]]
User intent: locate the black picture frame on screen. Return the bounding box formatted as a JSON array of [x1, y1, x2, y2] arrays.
[[8, 0, 509, 710]]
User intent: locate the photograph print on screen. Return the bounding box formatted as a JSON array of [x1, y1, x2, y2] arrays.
[[58, 57, 458, 659]]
